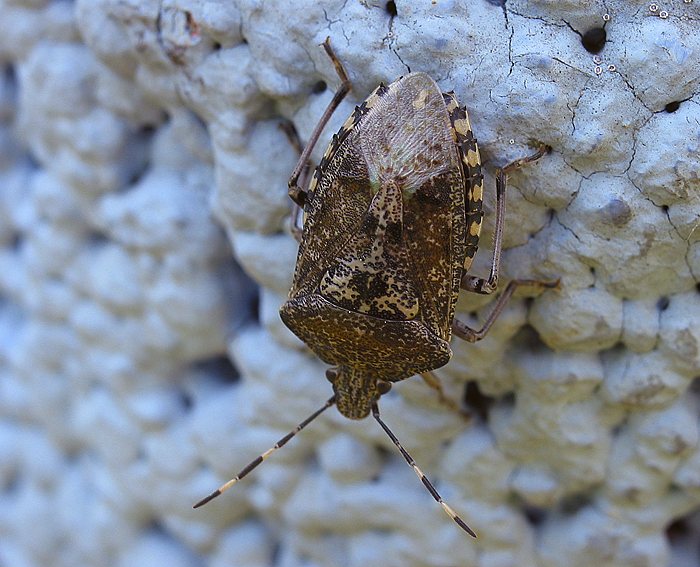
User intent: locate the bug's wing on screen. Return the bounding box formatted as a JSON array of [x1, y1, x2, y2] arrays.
[[359, 73, 467, 340], [289, 73, 466, 341], [359, 74, 460, 194], [288, 82, 392, 300], [289, 131, 373, 299]]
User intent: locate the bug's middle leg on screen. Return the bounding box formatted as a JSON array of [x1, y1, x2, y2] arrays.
[[287, 38, 352, 207], [460, 144, 550, 295], [453, 144, 557, 343]]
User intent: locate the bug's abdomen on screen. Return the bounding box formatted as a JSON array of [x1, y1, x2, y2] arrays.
[[280, 294, 451, 380]]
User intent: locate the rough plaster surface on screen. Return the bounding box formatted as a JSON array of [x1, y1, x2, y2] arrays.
[[1, 1, 699, 566]]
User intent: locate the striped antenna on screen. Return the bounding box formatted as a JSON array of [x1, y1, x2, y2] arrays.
[[193, 396, 336, 509], [371, 402, 477, 538]]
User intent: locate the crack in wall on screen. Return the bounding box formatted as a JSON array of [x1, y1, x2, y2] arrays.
[[322, 8, 340, 30], [379, 1, 410, 74]]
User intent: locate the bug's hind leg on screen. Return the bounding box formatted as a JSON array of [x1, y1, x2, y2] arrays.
[[460, 144, 550, 295], [419, 371, 471, 420], [452, 278, 560, 343], [287, 38, 352, 207]]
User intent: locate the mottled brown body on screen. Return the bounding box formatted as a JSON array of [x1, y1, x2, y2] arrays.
[[280, 73, 483, 419], [195, 40, 554, 539]]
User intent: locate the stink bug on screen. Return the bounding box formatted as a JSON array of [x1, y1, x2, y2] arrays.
[[195, 39, 558, 538]]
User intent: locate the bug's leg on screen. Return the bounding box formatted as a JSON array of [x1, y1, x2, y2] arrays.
[[419, 371, 470, 419], [371, 403, 477, 538], [280, 120, 311, 242], [452, 278, 560, 343], [193, 396, 336, 508], [288, 38, 352, 207], [461, 144, 550, 295], [279, 118, 305, 155]]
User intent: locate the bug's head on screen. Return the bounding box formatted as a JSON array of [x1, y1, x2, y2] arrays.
[[326, 366, 392, 420]]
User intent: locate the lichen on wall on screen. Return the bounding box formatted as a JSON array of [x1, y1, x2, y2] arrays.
[[0, 1, 699, 566]]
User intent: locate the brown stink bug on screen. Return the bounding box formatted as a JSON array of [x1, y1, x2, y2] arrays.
[[195, 39, 558, 538]]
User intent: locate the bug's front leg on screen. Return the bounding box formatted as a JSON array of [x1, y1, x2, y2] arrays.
[[279, 120, 310, 243], [287, 38, 352, 207], [460, 144, 550, 295]]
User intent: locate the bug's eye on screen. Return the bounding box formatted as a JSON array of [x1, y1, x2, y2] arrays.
[[377, 381, 392, 395], [325, 368, 339, 383]]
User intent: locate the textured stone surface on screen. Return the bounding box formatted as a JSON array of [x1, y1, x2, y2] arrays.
[[1, 1, 699, 566]]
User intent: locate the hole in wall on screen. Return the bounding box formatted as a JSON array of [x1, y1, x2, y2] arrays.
[[181, 391, 193, 410], [559, 492, 593, 515], [126, 123, 161, 186], [689, 376, 700, 395], [4, 64, 15, 81], [385, 1, 397, 17], [666, 517, 690, 544], [147, 520, 169, 535], [516, 325, 548, 351], [270, 542, 281, 564], [581, 27, 606, 53], [192, 356, 240, 384], [657, 296, 670, 311], [139, 124, 157, 136], [523, 505, 548, 526], [610, 421, 625, 437], [9, 233, 21, 251], [664, 101, 681, 113], [128, 168, 146, 185], [248, 287, 260, 323], [499, 392, 516, 406], [588, 266, 597, 287], [2, 469, 19, 495], [312, 80, 327, 94], [462, 381, 497, 422], [87, 231, 110, 246]]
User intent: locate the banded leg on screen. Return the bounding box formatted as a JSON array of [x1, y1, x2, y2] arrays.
[[288, 38, 352, 207], [461, 144, 550, 295], [419, 371, 470, 419], [452, 278, 560, 343], [371, 403, 477, 538], [193, 396, 336, 508]]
